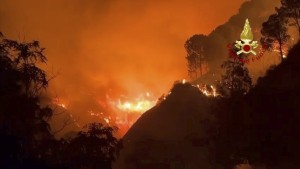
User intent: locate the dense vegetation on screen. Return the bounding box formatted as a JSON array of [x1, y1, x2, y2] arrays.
[[0, 33, 122, 169], [1, 0, 300, 169]]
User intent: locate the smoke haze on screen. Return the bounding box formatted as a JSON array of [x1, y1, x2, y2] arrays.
[[1, 0, 282, 134], [0, 0, 243, 97]]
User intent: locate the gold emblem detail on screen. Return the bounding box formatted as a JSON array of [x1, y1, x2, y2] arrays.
[[235, 19, 258, 55]]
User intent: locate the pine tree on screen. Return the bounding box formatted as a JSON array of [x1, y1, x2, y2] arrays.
[[281, 0, 300, 36], [261, 12, 290, 61], [185, 34, 208, 80]]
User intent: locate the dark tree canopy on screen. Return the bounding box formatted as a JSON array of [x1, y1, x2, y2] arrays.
[[261, 12, 290, 61], [217, 59, 252, 97], [0, 33, 53, 155], [185, 34, 208, 80], [0, 33, 122, 169], [54, 123, 122, 169], [281, 0, 300, 35]]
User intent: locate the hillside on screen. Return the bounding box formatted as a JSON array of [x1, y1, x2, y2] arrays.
[[115, 83, 217, 169], [114, 41, 300, 169]]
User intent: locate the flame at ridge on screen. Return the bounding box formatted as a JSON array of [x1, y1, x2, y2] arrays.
[[51, 82, 218, 137], [196, 84, 218, 97], [108, 92, 157, 114], [180, 79, 219, 97], [52, 97, 68, 109], [116, 100, 156, 113]]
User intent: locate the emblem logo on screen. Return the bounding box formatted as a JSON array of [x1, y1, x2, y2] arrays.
[[235, 19, 258, 55]]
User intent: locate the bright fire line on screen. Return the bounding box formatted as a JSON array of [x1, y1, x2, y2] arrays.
[[116, 99, 156, 113]]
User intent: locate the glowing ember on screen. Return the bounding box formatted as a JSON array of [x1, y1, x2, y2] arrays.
[[271, 40, 289, 59], [104, 117, 110, 124], [89, 110, 101, 117], [52, 97, 68, 109], [57, 103, 67, 109], [194, 84, 218, 97], [182, 79, 186, 84]]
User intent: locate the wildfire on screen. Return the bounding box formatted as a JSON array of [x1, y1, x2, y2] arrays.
[[107, 92, 157, 114], [195, 84, 218, 97], [104, 117, 110, 124], [271, 40, 289, 59], [51, 83, 218, 137], [103, 92, 157, 136], [57, 103, 67, 109], [117, 100, 156, 113], [52, 97, 68, 109], [180, 79, 218, 97], [52, 97, 81, 129]]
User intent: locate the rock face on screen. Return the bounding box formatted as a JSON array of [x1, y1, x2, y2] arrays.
[[114, 83, 217, 169]]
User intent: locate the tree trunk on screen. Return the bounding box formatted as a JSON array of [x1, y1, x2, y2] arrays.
[[297, 21, 300, 37], [295, 17, 300, 37], [296, 9, 300, 37], [199, 59, 202, 77], [279, 40, 283, 62]]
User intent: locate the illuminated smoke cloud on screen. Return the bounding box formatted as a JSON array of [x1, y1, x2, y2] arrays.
[[0, 0, 280, 136]]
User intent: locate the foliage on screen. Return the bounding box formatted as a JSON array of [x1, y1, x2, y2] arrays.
[[62, 123, 122, 169], [0, 33, 53, 164], [217, 59, 252, 97], [185, 34, 208, 79], [0, 33, 122, 169], [261, 12, 290, 60], [280, 0, 300, 35], [213, 41, 300, 169]]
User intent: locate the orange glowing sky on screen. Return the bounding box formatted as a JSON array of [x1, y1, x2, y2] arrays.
[[0, 0, 244, 98]]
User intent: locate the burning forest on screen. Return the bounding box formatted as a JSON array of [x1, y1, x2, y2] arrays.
[[2, 0, 300, 169]]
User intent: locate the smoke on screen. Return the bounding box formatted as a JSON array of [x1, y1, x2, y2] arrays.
[[2, 0, 285, 136], [200, 0, 282, 81]]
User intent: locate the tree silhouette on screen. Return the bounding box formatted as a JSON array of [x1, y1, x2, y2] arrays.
[[185, 34, 208, 80], [217, 59, 252, 97], [281, 0, 300, 36], [261, 12, 290, 61], [0, 33, 123, 169], [62, 123, 122, 169], [0, 33, 56, 168]]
